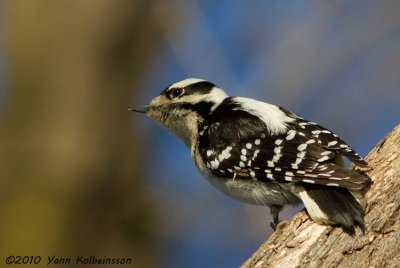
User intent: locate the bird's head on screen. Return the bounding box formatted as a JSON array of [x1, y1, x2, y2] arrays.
[[130, 78, 228, 147]]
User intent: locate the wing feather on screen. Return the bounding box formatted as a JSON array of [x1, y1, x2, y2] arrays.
[[199, 107, 370, 190]]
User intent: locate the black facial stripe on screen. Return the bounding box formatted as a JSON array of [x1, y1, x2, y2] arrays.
[[160, 81, 216, 100], [170, 81, 215, 95], [184, 81, 216, 95], [180, 101, 215, 119]]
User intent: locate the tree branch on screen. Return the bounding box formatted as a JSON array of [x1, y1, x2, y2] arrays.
[[241, 124, 400, 268]]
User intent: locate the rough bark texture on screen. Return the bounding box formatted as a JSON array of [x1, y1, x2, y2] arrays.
[[241, 124, 400, 268]]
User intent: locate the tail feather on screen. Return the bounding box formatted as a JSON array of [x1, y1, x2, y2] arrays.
[[298, 184, 365, 235]]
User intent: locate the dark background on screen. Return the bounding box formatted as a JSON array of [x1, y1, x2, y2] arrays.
[[1, 1, 399, 267]]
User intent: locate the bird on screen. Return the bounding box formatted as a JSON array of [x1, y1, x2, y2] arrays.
[[130, 78, 371, 234]]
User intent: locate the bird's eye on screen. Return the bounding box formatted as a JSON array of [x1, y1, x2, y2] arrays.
[[169, 88, 184, 99]]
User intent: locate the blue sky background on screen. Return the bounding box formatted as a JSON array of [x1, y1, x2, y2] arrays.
[[132, 1, 400, 267]]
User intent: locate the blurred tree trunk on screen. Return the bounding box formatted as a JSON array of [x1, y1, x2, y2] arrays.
[[1, 1, 162, 267], [242, 124, 400, 268]]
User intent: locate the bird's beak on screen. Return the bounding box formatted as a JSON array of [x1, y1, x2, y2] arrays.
[[128, 106, 150, 113], [129, 96, 166, 114]]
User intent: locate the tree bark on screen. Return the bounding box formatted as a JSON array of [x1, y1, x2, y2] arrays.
[[241, 124, 400, 268]]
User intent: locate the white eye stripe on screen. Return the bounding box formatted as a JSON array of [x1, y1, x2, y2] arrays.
[[167, 80, 228, 111], [168, 78, 206, 89]]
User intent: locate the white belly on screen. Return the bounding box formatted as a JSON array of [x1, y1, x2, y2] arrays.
[[192, 147, 300, 207]]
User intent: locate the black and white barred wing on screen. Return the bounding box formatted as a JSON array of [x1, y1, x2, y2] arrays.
[[288, 118, 369, 168], [200, 110, 370, 190]]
